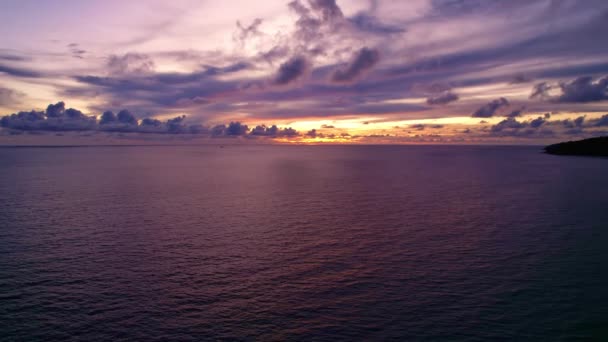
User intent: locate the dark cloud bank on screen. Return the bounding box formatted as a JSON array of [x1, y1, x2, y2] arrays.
[[0, 102, 298, 138], [530, 76, 608, 103], [488, 113, 608, 137]]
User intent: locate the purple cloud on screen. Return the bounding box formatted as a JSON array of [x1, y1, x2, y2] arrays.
[[250, 125, 298, 137], [348, 13, 405, 34], [594, 114, 608, 126], [107, 53, 155, 75], [505, 107, 525, 118], [273, 56, 310, 85], [331, 47, 380, 83], [530, 76, 608, 103], [426, 91, 459, 105], [472, 97, 509, 118]]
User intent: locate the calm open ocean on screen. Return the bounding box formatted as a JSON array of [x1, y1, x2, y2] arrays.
[[1, 145, 607, 340]]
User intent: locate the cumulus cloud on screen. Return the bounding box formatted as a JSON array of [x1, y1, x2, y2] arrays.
[[210, 124, 227, 136], [491, 117, 525, 132], [273, 56, 310, 85], [561, 115, 585, 129], [488, 116, 556, 137], [117, 110, 138, 125], [573, 115, 585, 127], [166, 115, 187, 133], [226, 121, 249, 135], [593, 114, 608, 126], [99, 111, 116, 125], [472, 97, 510, 117], [485, 113, 608, 138], [331, 47, 380, 83], [1, 102, 305, 140], [139, 117, 162, 128], [250, 124, 298, 137], [97, 110, 140, 131], [529, 116, 546, 128], [208, 122, 251, 136], [46, 101, 65, 118], [0, 102, 96, 131], [306, 128, 318, 137], [530, 76, 608, 103], [0, 102, 178, 134], [250, 125, 271, 135], [0, 110, 46, 131], [556, 76, 608, 103], [426, 91, 459, 105]]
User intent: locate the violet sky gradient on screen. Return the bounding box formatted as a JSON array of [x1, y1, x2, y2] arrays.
[[1, 0, 608, 144]]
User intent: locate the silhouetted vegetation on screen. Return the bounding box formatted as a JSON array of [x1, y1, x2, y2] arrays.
[[545, 136, 608, 157]]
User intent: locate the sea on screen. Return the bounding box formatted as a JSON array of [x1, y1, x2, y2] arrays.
[[0, 145, 607, 341]]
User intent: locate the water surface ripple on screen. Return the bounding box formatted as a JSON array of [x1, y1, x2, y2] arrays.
[[0, 145, 607, 340]]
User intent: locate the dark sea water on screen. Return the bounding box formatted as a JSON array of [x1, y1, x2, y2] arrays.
[[1, 145, 607, 341]]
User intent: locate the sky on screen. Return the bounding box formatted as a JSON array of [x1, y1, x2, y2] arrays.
[[1, 0, 608, 144]]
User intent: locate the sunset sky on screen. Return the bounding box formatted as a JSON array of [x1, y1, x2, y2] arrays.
[[1, 0, 608, 144]]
